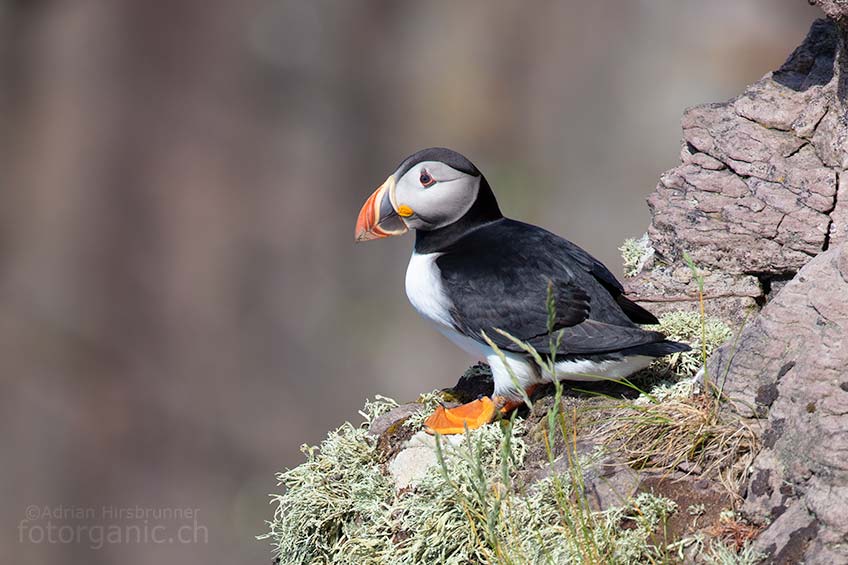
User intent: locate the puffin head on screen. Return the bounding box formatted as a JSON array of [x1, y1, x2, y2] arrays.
[[355, 147, 502, 242]]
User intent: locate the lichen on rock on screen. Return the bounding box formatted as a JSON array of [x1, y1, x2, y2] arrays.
[[260, 299, 744, 564], [645, 310, 732, 382], [639, 8, 848, 562], [262, 327, 764, 565], [619, 233, 654, 278]]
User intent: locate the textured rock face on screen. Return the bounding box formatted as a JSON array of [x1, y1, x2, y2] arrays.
[[627, 18, 847, 327], [708, 242, 848, 564], [812, 0, 848, 23]]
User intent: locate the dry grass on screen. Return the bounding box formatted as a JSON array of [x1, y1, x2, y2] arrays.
[[260, 396, 681, 565], [706, 516, 763, 552], [595, 394, 758, 498]]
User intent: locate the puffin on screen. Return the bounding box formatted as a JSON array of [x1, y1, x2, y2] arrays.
[[354, 147, 689, 434]]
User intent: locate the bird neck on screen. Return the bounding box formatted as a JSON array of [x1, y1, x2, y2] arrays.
[[414, 176, 503, 254]]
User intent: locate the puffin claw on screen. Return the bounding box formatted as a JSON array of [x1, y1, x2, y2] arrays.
[[423, 397, 497, 435]]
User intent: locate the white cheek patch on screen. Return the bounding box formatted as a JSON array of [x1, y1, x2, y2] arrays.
[[417, 176, 480, 229], [394, 162, 480, 230]]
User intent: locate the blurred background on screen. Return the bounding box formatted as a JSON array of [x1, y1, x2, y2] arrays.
[[0, 1, 817, 563]]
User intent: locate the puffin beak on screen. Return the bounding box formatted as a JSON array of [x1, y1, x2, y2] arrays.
[[354, 175, 410, 241]]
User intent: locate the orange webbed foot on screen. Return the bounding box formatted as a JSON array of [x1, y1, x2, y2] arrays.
[[496, 384, 540, 415], [423, 397, 497, 435]]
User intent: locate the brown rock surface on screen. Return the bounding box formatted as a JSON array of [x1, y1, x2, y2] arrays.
[[707, 242, 848, 564], [811, 0, 848, 22]]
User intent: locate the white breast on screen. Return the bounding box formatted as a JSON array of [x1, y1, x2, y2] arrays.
[[405, 252, 455, 329], [404, 252, 528, 389]]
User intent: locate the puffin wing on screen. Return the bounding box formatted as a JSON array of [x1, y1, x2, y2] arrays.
[[554, 320, 666, 355], [435, 224, 593, 353], [447, 279, 664, 356], [447, 276, 593, 352], [551, 230, 658, 325], [436, 218, 663, 355]]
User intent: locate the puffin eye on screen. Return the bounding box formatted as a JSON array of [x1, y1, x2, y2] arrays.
[[419, 170, 436, 188]]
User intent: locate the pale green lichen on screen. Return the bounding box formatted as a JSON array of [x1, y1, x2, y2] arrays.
[[719, 509, 737, 522], [619, 234, 653, 277], [637, 378, 696, 403], [703, 540, 766, 565], [401, 390, 445, 430], [261, 397, 680, 565], [650, 310, 733, 380], [628, 310, 732, 405], [359, 394, 399, 423], [670, 535, 766, 565], [655, 310, 733, 353]]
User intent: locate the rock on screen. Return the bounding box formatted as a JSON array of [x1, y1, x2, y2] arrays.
[[708, 242, 848, 416], [582, 455, 642, 511], [386, 424, 640, 512], [268, 7, 848, 563], [707, 242, 848, 563], [517, 437, 641, 511], [387, 430, 464, 490], [811, 0, 848, 23], [626, 18, 847, 327], [377, 395, 643, 509], [630, 14, 848, 561], [368, 403, 423, 438], [829, 172, 848, 245], [750, 501, 818, 565], [640, 471, 735, 559], [443, 362, 494, 403], [626, 266, 760, 325]]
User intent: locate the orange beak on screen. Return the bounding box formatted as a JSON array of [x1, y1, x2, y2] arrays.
[[354, 176, 409, 242]]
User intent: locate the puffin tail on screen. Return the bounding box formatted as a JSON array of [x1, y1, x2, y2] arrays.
[[619, 340, 691, 358], [615, 294, 659, 325]]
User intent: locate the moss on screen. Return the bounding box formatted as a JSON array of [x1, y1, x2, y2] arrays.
[[262, 397, 680, 565], [619, 234, 653, 277], [260, 400, 396, 564]]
